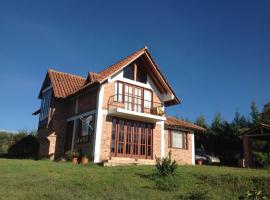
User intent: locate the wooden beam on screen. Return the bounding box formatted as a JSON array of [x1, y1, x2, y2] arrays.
[[133, 63, 137, 81]]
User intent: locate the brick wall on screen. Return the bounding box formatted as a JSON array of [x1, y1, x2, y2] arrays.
[[164, 129, 193, 165], [37, 86, 99, 159], [153, 124, 162, 158], [99, 114, 113, 161]]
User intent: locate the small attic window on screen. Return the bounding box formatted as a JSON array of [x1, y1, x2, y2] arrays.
[[123, 64, 134, 80], [123, 63, 147, 84]]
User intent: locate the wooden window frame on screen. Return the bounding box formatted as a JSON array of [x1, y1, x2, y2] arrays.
[[169, 129, 188, 150], [115, 81, 153, 113], [110, 117, 153, 159]]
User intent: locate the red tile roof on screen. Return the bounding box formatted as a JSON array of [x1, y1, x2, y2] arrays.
[[165, 116, 205, 132], [42, 47, 180, 105], [48, 69, 86, 98]]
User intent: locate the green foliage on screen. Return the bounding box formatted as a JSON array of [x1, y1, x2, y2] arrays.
[[195, 101, 270, 167], [252, 151, 270, 168], [7, 135, 39, 159], [65, 150, 79, 161], [239, 189, 268, 200], [155, 150, 177, 177], [262, 102, 270, 125], [0, 130, 35, 154], [250, 101, 262, 126], [195, 115, 208, 129]]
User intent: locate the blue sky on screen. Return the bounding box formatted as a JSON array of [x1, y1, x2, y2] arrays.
[[0, 0, 269, 131]]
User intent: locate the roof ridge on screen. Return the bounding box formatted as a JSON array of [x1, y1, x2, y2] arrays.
[[98, 47, 147, 75], [48, 69, 86, 80]]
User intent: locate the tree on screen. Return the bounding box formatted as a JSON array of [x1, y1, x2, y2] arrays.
[[261, 102, 270, 124], [250, 101, 261, 126], [231, 112, 249, 135], [195, 115, 208, 129]]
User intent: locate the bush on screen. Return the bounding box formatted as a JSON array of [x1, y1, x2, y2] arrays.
[[7, 135, 39, 159], [252, 151, 270, 168], [155, 150, 177, 177]]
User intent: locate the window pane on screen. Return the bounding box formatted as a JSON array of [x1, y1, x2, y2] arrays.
[[144, 90, 152, 109], [173, 131, 183, 148], [123, 64, 134, 80], [39, 89, 52, 121], [82, 122, 89, 136], [111, 119, 117, 153], [137, 66, 147, 83]]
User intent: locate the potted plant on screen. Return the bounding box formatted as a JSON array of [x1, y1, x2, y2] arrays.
[[197, 158, 204, 165], [81, 154, 89, 165], [71, 151, 79, 164]]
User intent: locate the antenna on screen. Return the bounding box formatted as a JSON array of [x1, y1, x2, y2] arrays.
[[80, 115, 94, 132]]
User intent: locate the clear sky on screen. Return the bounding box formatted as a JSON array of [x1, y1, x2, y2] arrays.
[[0, 0, 269, 131]]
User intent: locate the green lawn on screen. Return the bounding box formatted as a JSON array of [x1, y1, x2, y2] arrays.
[[0, 159, 269, 200]]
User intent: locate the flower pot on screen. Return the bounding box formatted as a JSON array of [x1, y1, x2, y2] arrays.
[[72, 157, 78, 164], [81, 157, 89, 165], [197, 159, 203, 165]]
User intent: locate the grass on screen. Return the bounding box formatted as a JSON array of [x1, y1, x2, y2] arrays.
[[0, 159, 269, 200]]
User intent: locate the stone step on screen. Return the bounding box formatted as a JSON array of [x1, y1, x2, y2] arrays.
[[103, 157, 155, 166]]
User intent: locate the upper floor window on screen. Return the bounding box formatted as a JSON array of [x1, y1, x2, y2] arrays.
[[39, 88, 52, 122], [123, 63, 147, 84], [123, 64, 134, 80]]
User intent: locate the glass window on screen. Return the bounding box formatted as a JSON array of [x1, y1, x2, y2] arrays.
[[137, 66, 147, 83], [144, 90, 152, 109], [39, 89, 52, 121], [123, 64, 134, 80], [77, 115, 95, 143], [172, 131, 184, 148], [114, 82, 123, 102]]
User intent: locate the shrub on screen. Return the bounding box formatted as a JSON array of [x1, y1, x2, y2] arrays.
[[252, 151, 270, 168], [7, 135, 39, 159], [155, 150, 177, 177], [65, 150, 79, 161]]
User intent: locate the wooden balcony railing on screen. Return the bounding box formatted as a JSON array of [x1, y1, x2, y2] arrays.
[[108, 94, 164, 117]]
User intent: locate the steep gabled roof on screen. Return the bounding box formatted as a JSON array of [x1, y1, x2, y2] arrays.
[[78, 47, 180, 105], [39, 69, 86, 98], [165, 116, 205, 132], [38, 47, 180, 105]]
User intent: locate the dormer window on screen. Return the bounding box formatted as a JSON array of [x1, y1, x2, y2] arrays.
[[123, 63, 147, 84], [39, 87, 52, 122]]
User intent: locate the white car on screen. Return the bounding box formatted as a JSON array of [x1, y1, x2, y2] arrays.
[[196, 149, 220, 164]]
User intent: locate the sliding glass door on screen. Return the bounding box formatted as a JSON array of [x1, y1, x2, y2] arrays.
[[110, 118, 153, 159]]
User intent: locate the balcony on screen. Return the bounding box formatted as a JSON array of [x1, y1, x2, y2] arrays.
[[107, 94, 166, 123]]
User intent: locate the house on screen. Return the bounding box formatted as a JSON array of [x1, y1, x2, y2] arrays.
[[33, 47, 205, 165]]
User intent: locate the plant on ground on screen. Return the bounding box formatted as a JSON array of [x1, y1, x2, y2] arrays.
[[155, 150, 177, 177], [238, 189, 268, 200], [252, 151, 270, 168], [155, 151, 178, 190]]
